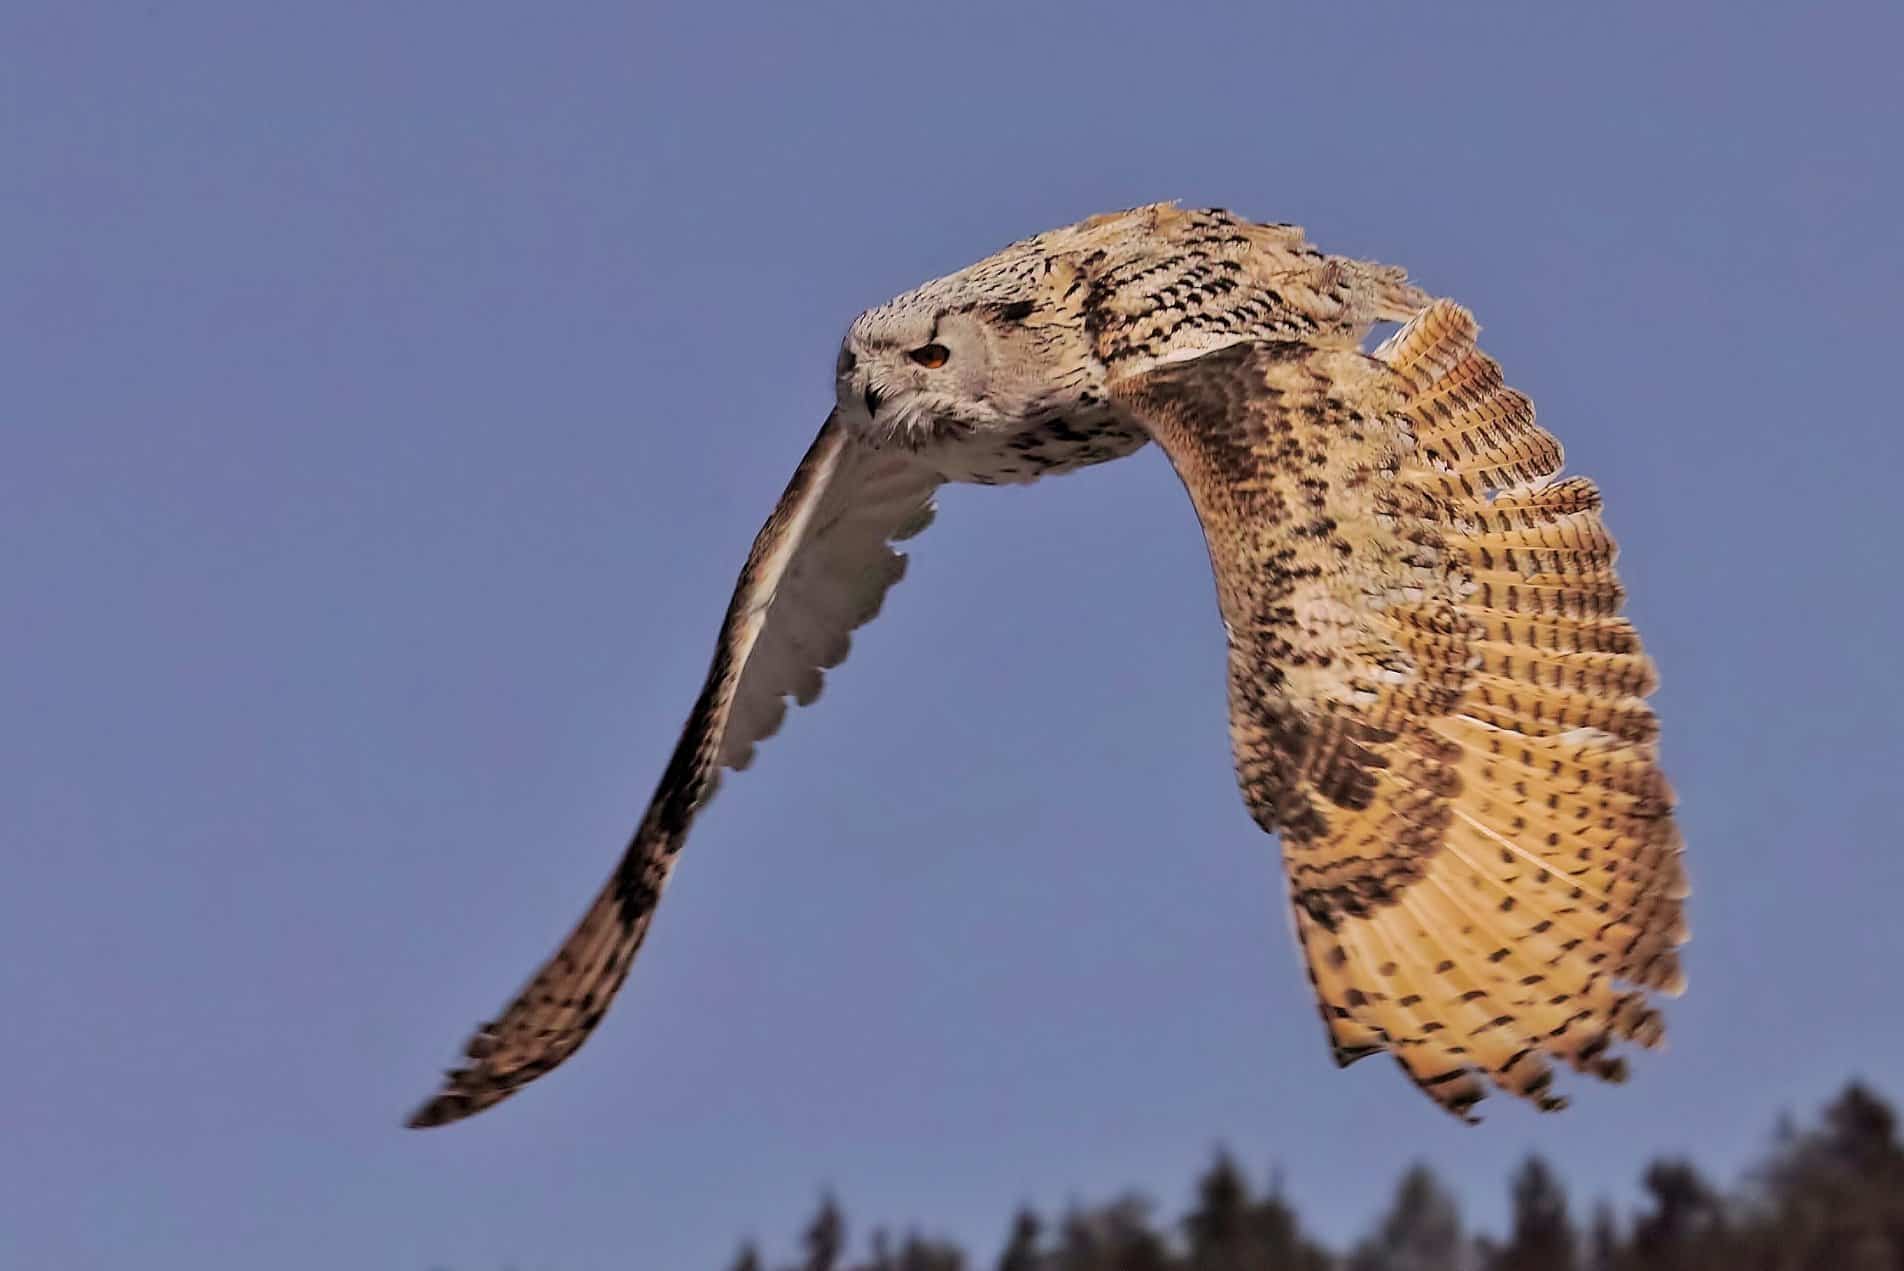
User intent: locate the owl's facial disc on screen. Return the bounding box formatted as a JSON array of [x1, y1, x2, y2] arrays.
[[838, 307, 1003, 441]]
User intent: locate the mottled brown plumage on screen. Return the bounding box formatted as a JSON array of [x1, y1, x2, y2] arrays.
[[1117, 305, 1684, 1117], [409, 205, 1686, 1128]]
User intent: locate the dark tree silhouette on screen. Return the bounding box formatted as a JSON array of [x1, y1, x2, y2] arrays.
[[1625, 1159, 1726, 1271], [803, 1193, 846, 1271], [1489, 1156, 1576, 1271], [1585, 1203, 1620, 1271], [892, 1231, 965, 1271], [1056, 1200, 1170, 1271], [996, 1208, 1043, 1271], [723, 1082, 1904, 1271], [1184, 1153, 1250, 1270], [1247, 1173, 1332, 1271], [1742, 1080, 1904, 1270], [1176, 1152, 1331, 1271], [1348, 1164, 1464, 1271]]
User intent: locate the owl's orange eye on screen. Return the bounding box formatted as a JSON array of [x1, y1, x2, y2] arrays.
[[908, 343, 950, 369]]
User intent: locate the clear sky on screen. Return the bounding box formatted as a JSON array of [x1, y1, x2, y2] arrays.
[[6, 3, 1901, 1267]]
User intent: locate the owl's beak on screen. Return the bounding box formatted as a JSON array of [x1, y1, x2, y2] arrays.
[[836, 342, 879, 420]]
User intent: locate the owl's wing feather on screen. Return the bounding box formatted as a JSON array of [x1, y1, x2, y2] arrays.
[[407, 414, 939, 1127], [719, 445, 937, 770], [1110, 303, 1686, 1120]]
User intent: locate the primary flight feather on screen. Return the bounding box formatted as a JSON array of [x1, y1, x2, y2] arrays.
[[408, 205, 1687, 1128]]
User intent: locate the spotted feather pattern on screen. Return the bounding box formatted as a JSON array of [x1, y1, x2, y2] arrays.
[[1112, 302, 1686, 1119]]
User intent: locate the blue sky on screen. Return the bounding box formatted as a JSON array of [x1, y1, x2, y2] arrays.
[[5, 3, 1901, 1267]]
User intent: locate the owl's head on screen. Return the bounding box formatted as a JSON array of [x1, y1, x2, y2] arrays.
[[836, 260, 1101, 447]]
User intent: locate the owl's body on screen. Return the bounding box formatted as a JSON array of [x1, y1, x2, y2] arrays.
[[844, 205, 1423, 484], [409, 205, 1687, 1129]]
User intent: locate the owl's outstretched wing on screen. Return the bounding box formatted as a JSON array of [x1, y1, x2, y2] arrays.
[[408, 413, 939, 1127], [1110, 302, 1686, 1120]]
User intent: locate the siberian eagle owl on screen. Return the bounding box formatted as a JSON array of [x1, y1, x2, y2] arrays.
[[409, 205, 1687, 1128]]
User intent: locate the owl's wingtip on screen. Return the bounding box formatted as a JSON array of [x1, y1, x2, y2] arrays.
[[405, 1094, 459, 1130], [405, 1081, 484, 1130]]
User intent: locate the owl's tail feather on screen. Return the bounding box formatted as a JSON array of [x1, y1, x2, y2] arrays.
[[1299, 303, 1687, 1119]]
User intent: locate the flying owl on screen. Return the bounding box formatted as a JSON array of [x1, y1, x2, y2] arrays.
[[408, 205, 1687, 1128]]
